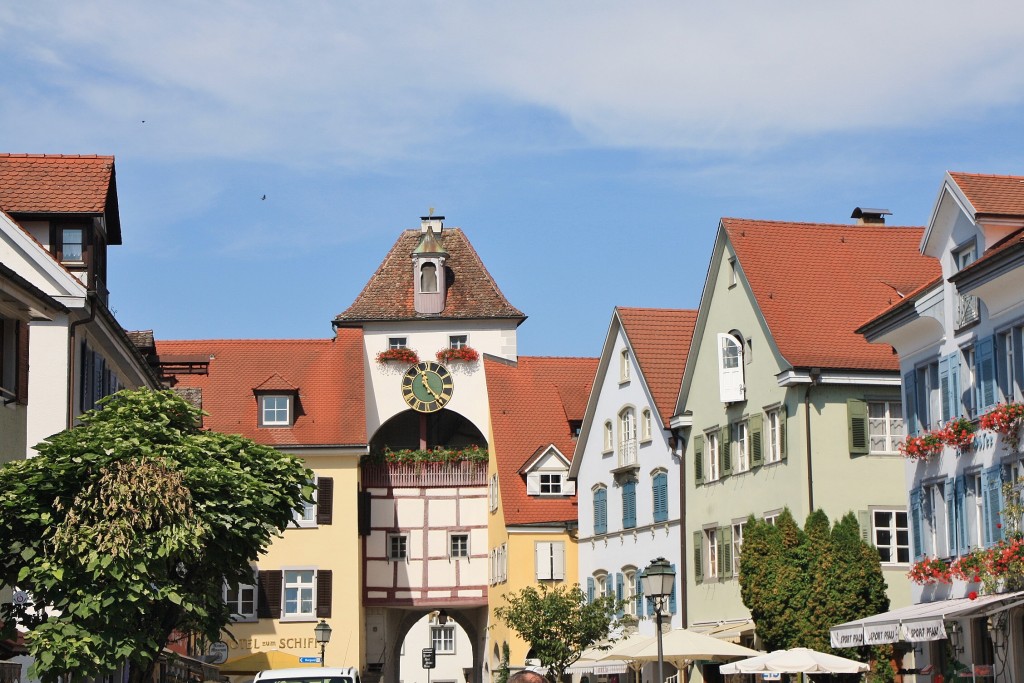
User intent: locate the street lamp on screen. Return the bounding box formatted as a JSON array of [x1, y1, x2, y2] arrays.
[[640, 558, 675, 683], [315, 619, 333, 666]]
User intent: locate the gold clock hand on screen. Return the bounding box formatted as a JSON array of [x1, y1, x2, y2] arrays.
[[420, 371, 441, 400]]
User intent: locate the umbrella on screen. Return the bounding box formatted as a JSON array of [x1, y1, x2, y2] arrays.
[[718, 647, 869, 675], [600, 629, 759, 669], [220, 650, 316, 674]]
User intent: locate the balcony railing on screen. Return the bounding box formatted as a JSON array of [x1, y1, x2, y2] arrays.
[[362, 461, 488, 488], [618, 438, 638, 467], [956, 293, 979, 330]]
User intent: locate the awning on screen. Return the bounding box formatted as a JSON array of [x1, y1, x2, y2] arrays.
[[830, 591, 1024, 647], [705, 620, 754, 644]]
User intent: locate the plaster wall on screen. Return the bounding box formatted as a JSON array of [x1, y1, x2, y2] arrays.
[[361, 320, 518, 442]]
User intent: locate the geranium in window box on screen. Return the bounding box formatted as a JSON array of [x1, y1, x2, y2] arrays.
[[436, 346, 480, 364], [950, 550, 986, 582], [899, 433, 943, 462], [937, 416, 977, 451], [980, 402, 1024, 450], [376, 347, 419, 365], [907, 556, 951, 585]]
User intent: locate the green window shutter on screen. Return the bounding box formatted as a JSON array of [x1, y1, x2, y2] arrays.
[[857, 510, 872, 545], [720, 424, 731, 476], [693, 531, 703, 584], [779, 407, 788, 461], [716, 528, 727, 579], [720, 525, 733, 579], [694, 434, 704, 485], [848, 399, 869, 456], [749, 413, 763, 466]]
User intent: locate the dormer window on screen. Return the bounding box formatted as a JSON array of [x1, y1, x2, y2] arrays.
[[539, 473, 563, 494], [260, 394, 292, 427], [620, 349, 631, 382], [420, 263, 438, 293], [60, 227, 84, 262], [523, 445, 575, 497]]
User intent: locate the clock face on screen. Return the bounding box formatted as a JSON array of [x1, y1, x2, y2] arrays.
[[401, 361, 454, 413]]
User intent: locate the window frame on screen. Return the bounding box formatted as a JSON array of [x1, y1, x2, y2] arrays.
[[619, 406, 637, 466], [620, 349, 632, 383], [489, 474, 499, 512], [259, 393, 293, 427], [388, 337, 408, 350], [705, 528, 719, 580], [623, 567, 637, 617], [706, 429, 720, 482], [293, 476, 317, 528], [732, 419, 749, 473], [765, 407, 782, 464], [539, 472, 563, 495], [449, 334, 469, 349], [281, 568, 317, 621], [449, 532, 469, 558], [731, 521, 744, 577], [603, 421, 614, 453], [871, 508, 910, 565], [867, 399, 904, 455], [59, 226, 86, 263], [431, 625, 456, 654], [640, 409, 653, 442], [388, 533, 408, 561], [224, 575, 258, 622]]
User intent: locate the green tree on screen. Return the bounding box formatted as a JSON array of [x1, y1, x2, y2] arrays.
[[494, 582, 623, 683], [739, 508, 889, 658], [0, 389, 312, 683]]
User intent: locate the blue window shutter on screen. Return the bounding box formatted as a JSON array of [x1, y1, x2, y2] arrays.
[[909, 489, 924, 561], [904, 370, 918, 434], [623, 481, 636, 529], [615, 573, 624, 617], [955, 477, 969, 555], [983, 466, 1004, 547], [1014, 327, 1024, 398], [653, 473, 668, 523], [668, 563, 677, 614], [977, 337, 997, 412], [961, 353, 975, 418], [945, 477, 956, 557], [939, 356, 951, 422], [950, 355, 962, 419], [587, 577, 595, 604], [996, 332, 1011, 401], [594, 489, 607, 535]]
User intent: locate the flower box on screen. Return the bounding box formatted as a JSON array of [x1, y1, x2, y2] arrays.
[[376, 347, 419, 365], [899, 433, 943, 462], [436, 346, 480, 364], [980, 402, 1024, 450], [937, 416, 977, 451]]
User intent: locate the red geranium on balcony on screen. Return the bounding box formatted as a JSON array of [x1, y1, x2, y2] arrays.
[[937, 416, 977, 451], [376, 347, 420, 365], [899, 433, 943, 462], [980, 402, 1024, 450]]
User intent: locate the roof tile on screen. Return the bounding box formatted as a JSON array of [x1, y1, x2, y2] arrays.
[[486, 356, 597, 525], [0, 154, 114, 214], [723, 218, 941, 371], [617, 307, 697, 425], [949, 171, 1024, 218]]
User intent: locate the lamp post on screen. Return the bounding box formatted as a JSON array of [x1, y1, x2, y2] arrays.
[[315, 619, 333, 666], [640, 558, 675, 683]]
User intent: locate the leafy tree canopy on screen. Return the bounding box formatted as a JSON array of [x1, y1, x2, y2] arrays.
[[494, 582, 624, 683], [0, 389, 313, 683], [739, 508, 889, 658]]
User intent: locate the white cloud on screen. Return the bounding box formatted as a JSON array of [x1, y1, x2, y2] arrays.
[[3, 1, 1024, 162]]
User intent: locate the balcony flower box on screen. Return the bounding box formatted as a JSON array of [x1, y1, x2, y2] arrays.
[[899, 433, 943, 462], [980, 402, 1024, 450], [436, 346, 480, 364], [937, 416, 977, 451], [376, 347, 419, 365]]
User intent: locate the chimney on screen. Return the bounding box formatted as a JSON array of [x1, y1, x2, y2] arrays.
[[851, 207, 892, 225]]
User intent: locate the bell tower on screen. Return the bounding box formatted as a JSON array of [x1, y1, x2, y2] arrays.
[[412, 214, 448, 314]]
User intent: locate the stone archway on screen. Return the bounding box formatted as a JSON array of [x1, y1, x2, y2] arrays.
[[380, 607, 488, 683]]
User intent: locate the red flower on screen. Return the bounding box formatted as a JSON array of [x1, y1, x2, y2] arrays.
[[997, 523, 1003, 529], [972, 575, 981, 583], [968, 591, 978, 600]]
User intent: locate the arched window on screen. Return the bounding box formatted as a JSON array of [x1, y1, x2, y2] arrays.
[[619, 408, 637, 466], [623, 567, 637, 616], [420, 262, 438, 293], [717, 332, 745, 402], [603, 421, 614, 452], [641, 408, 653, 441]]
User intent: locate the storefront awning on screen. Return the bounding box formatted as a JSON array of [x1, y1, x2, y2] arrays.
[[830, 591, 1024, 647], [704, 620, 754, 644]]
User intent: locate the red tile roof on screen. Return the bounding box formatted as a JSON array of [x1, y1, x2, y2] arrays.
[[949, 171, 1024, 218], [486, 355, 598, 525], [155, 329, 367, 448], [617, 307, 697, 425], [723, 218, 941, 371], [335, 228, 525, 323], [0, 154, 121, 244]]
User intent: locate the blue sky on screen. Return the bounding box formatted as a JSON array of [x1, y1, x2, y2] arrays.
[[4, 2, 1024, 356]]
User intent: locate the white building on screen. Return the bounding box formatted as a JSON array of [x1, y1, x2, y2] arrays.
[[841, 171, 1024, 680]]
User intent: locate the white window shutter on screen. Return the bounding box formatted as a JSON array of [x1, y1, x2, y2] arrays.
[[535, 542, 550, 580], [563, 479, 576, 495], [527, 472, 541, 495], [552, 542, 565, 580], [717, 333, 745, 402]]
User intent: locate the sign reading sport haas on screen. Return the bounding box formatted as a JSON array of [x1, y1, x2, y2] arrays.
[[422, 648, 436, 669]]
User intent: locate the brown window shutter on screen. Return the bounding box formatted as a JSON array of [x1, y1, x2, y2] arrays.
[[316, 570, 332, 618], [257, 570, 282, 619], [16, 322, 29, 404], [316, 477, 334, 525]]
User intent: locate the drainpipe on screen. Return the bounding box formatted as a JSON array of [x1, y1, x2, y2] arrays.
[[67, 291, 97, 429], [672, 427, 688, 683], [804, 369, 821, 513]]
